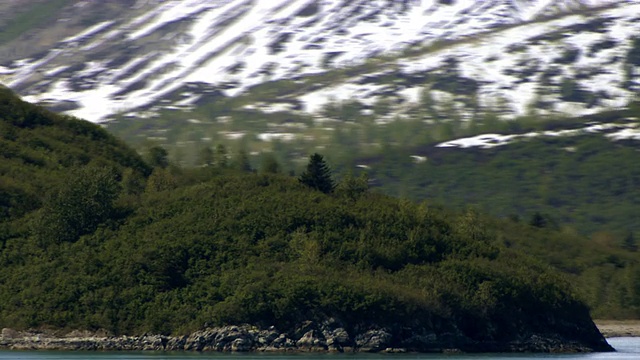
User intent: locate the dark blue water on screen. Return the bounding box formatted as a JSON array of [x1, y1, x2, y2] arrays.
[[0, 338, 638, 360]]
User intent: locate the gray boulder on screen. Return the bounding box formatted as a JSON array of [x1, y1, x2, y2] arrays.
[[356, 329, 392, 352]]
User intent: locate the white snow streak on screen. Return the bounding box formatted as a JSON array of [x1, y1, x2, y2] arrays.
[[1, 0, 638, 124]]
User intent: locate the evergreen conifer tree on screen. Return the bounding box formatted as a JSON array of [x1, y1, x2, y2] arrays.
[[299, 153, 335, 194], [622, 231, 637, 252], [233, 148, 253, 172]]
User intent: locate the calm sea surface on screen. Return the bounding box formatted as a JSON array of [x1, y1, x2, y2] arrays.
[[0, 338, 638, 360]]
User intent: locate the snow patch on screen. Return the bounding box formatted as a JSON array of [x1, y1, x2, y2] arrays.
[[2, 0, 637, 123], [437, 122, 640, 149]]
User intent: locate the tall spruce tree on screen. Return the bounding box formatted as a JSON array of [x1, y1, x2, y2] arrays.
[[299, 153, 335, 194]]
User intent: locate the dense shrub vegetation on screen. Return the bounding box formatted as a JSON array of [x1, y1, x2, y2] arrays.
[[0, 86, 149, 224], [106, 92, 640, 242], [0, 88, 638, 340], [0, 170, 594, 336], [368, 133, 640, 237]]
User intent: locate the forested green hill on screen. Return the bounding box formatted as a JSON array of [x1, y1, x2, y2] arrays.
[[363, 116, 640, 238], [0, 88, 628, 352], [0, 86, 149, 223], [0, 171, 611, 351]]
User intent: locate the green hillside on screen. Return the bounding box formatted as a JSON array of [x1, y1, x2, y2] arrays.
[[0, 89, 617, 352], [0, 172, 612, 351], [365, 121, 640, 237], [105, 97, 640, 243], [0, 86, 149, 224]]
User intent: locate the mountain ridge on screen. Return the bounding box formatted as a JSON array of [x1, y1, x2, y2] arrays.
[[0, 0, 632, 124]]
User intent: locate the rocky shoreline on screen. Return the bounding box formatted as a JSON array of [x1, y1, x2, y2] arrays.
[[3, 325, 389, 353], [0, 321, 613, 353]]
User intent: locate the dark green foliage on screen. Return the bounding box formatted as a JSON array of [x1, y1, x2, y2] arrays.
[[214, 144, 228, 168], [198, 145, 230, 169], [530, 212, 546, 228], [121, 168, 146, 196], [529, 212, 558, 229], [147, 146, 169, 168], [560, 78, 589, 102], [0, 88, 149, 223], [622, 232, 637, 252], [198, 146, 214, 166], [299, 153, 335, 194], [431, 58, 479, 96], [0, 172, 593, 336], [31, 166, 121, 244], [358, 134, 640, 319], [368, 134, 640, 237], [145, 168, 178, 193], [0, 92, 600, 333], [232, 148, 252, 172], [336, 172, 369, 201], [259, 153, 281, 174], [0, 89, 637, 340]]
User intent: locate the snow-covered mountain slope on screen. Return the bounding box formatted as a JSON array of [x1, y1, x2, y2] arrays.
[[299, 2, 640, 119], [0, 0, 635, 125]]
